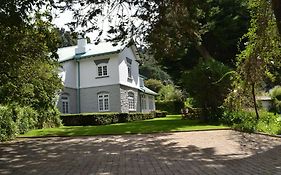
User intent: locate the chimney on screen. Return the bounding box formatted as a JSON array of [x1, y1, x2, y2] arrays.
[[75, 35, 87, 55]]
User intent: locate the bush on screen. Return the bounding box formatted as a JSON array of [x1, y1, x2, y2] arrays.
[[270, 86, 281, 113], [60, 111, 167, 126], [36, 108, 61, 129], [0, 105, 40, 141], [182, 59, 232, 120], [0, 105, 17, 141], [222, 109, 281, 134], [156, 100, 184, 114], [144, 79, 164, 93]]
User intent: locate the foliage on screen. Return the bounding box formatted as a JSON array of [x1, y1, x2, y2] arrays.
[[0, 105, 38, 141], [60, 111, 167, 126], [182, 59, 232, 119], [157, 85, 183, 101], [21, 115, 228, 137], [55, 28, 91, 47], [225, 0, 281, 120], [1, 1, 63, 141], [222, 109, 281, 135], [144, 79, 164, 93], [155, 101, 184, 115], [270, 86, 281, 113], [140, 64, 172, 84]]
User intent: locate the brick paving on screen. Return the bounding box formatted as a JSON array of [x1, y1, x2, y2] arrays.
[[0, 130, 280, 175]]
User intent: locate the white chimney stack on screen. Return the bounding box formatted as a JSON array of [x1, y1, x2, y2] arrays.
[[75, 35, 87, 55]]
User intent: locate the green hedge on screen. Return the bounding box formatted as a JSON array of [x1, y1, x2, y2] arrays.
[[0, 105, 61, 142], [221, 109, 281, 134], [156, 100, 184, 114], [0, 105, 38, 141], [60, 111, 167, 126]]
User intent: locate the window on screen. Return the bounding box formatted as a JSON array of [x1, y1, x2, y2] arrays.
[[128, 92, 135, 111], [97, 64, 108, 77], [141, 94, 146, 110], [126, 57, 132, 78], [98, 93, 109, 111], [61, 96, 69, 114], [149, 96, 154, 110], [128, 64, 132, 78]]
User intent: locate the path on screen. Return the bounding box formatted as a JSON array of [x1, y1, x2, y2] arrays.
[[0, 130, 280, 175]]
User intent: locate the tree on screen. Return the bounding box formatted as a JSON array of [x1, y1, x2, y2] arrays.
[[226, 0, 281, 120], [272, 0, 281, 34], [0, 1, 63, 129]]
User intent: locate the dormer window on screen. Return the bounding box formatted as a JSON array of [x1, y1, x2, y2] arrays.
[[126, 57, 132, 79]]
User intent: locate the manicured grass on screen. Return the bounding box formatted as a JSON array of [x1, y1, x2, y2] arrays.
[[20, 115, 229, 137]]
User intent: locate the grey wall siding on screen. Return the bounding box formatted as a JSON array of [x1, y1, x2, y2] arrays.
[[120, 85, 140, 112], [80, 84, 121, 113], [57, 87, 77, 114]]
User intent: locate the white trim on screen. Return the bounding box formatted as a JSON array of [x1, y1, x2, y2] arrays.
[[98, 93, 110, 112]]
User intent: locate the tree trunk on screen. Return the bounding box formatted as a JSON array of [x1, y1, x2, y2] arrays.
[[195, 44, 212, 60], [251, 83, 259, 121], [272, 0, 281, 35]]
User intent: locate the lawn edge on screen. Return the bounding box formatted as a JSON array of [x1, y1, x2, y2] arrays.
[[18, 128, 231, 139]]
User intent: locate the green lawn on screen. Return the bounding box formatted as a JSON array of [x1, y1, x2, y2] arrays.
[[20, 115, 229, 137]]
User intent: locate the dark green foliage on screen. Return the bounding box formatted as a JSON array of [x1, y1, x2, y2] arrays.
[[270, 86, 281, 113], [155, 101, 184, 114], [222, 109, 281, 134], [60, 111, 167, 126], [182, 59, 232, 120], [0, 105, 40, 141], [139, 65, 172, 84], [144, 79, 164, 93]]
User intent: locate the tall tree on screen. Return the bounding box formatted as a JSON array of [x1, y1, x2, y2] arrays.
[[226, 0, 281, 120], [272, 0, 281, 34]]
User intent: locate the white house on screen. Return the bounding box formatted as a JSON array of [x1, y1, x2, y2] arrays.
[[57, 37, 157, 114]]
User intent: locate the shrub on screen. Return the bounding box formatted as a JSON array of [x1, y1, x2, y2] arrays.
[[0, 105, 17, 141], [182, 59, 232, 120], [270, 86, 281, 113], [0, 105, 40, 141], [222, 109, 281, 134], [60, 111, 167, 126], [36, 107, 62, 129], [15, 106, 38, 134]]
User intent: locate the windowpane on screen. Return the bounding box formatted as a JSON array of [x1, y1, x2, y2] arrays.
[[98, 93, 110, 111], [128, 92, 135, 110], [128, 65, 132, 78], [99, 99, 103, 111], [103, 66, 107, 76], [98, 66, 103, 76], [104, 99, 109, 110]]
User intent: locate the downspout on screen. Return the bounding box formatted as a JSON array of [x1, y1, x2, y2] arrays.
[[77, 60, 81, 113]]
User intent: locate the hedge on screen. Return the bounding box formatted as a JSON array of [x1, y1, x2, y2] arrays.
[[60, 111, 167, 126], [0, 105, 61, 142]]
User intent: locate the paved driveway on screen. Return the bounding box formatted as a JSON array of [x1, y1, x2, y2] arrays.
[[0, 130, 280, 175]]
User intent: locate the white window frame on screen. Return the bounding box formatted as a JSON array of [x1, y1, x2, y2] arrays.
[[128, 92, 135, 111], [98, 93, 110, 112], [141, 94, 147, 110], [97, 63, 108, 77], [61, 96, 69, 114], [148, 96, 154, 110]]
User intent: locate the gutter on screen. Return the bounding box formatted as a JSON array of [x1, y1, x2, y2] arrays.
[[77, 59, 81, 113]]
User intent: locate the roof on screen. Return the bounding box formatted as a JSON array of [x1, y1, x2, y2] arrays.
[[57, 42, 124, 63], [140, 86, 158, 96]]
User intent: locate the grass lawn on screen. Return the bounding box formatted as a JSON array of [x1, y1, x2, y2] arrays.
[[20, 115, 229, 137]]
